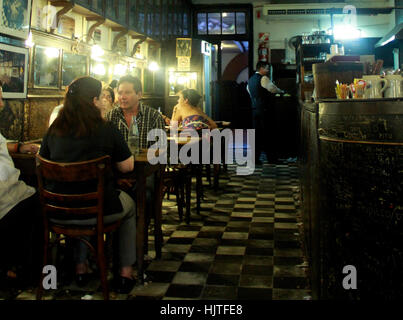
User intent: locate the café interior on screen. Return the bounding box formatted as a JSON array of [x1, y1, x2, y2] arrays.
[[0, 0, 402, 301]]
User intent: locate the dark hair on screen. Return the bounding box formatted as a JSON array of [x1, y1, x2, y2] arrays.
[[49, 76, 103, 138], [181, 89, 201, 107], [118, 75, 142, 94], [109, 79, 118, 89], [174, 84, 185, 94], [103, 86, 115, 102], [256, 61, 270, 71]]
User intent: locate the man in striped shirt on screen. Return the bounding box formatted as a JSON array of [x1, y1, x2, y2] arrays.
[[105, 75, 165, 148]]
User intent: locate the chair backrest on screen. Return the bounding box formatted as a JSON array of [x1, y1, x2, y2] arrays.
[[35, 154, 111, 229]]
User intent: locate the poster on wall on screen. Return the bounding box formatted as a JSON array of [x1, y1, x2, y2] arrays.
[[0, 43, 28, 99], [0, 0, 32, 40], [177, 56, 190, 71], [176, 38, 192, 57]]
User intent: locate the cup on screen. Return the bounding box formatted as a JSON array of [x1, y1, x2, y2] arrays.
[[384, 75, 403, 98], [335, 84, 349, 99], [362, 75, 389, 98], [350, 83, 365, 99]]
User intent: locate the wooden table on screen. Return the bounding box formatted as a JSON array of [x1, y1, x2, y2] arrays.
[[10, 152, 37, 186]]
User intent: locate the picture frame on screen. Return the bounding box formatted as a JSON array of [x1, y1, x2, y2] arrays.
[[0, 0, 32, 40], [176, 38, 191, 57], [0, 43, 28, 99]]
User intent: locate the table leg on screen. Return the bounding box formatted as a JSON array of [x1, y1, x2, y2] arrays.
[[185, 166, 191, 224], [154, 165, 165, 259]]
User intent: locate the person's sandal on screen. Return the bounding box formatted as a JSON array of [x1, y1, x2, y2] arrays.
[[75, 273, 91, 287], [115, 276, 136, 294]]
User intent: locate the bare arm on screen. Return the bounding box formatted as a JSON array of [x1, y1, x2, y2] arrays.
[[7, 142, 40, 154], [170, 104, 181, 129], [116, 155, 134, 173]]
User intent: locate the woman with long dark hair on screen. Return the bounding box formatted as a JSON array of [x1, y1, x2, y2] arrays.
[[40, 76, 136, 293]]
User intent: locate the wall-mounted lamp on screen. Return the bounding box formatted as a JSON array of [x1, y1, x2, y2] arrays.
[[93, 63, 106, 76], [148, 61, 159, 72], [45, 47, 59, 58], [25, 32, 34, 48], [91, 44, 104, 59], [114, 63, 127, 76]]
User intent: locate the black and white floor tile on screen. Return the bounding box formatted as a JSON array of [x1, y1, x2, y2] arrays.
[[2, 160, 311, 301]]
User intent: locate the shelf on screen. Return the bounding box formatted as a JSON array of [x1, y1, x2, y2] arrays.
[[298, 43, 332, 49], [302, 59, 325, 64]]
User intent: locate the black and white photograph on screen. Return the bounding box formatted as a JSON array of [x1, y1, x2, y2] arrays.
[[176, 37, 191, 57], [0, 43, 28, 98]]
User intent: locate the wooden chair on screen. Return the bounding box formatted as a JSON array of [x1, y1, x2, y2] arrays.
[[35, 154, 121, 300]]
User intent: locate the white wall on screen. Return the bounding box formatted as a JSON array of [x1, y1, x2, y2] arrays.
[[253, 0, 396, 65]]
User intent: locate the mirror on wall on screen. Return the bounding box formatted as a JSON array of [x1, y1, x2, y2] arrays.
[[62, 52, 88, 87], [33, 45, 60, 88]]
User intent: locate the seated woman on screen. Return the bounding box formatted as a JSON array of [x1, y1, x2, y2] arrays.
[[170, 89, 217, 131], [100, 86, 115, 117], [40, 76, 136, 294]]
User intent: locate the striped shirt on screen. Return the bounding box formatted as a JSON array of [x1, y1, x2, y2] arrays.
[[105, 102, 165, 149]]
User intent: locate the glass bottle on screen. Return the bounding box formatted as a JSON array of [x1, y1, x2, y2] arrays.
[[128, 115, 140, 155]]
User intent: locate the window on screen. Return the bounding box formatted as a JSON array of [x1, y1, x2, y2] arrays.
[[207, 13, 221, 35], [236, 12, 246, 34], [222, 12, 235, 34], [197, 11, 247, 36], [183, 11, 189, 36], [197, 13, 207, 35]]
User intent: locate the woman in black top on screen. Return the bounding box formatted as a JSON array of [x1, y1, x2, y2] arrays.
[[40, 76, 136, 293]]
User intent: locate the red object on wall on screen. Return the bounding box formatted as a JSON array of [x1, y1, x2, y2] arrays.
[[258, 42, 269, 62]]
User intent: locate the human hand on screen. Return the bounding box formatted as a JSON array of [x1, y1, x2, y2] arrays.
[[19, 143, 40, 154], [117, 178, 135, 189]]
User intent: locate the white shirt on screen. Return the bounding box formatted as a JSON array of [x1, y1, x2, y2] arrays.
[[49, 104, 63, 126], [0, 133, 35, 219], [247, 73, 284, 95]]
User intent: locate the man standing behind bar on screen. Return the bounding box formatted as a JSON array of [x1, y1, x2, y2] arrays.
[[247, 61, 284, 164]]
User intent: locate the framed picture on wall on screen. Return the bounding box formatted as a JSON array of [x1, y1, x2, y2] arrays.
[[0, 43, 28, 99], [176, 38, 191, 57], [0, 0, 32, 40]]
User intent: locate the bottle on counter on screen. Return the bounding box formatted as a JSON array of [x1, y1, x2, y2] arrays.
[[128, 115, 140, 155]]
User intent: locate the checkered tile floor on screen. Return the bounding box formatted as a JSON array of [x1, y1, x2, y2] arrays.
[[4, 160, 311, 300]]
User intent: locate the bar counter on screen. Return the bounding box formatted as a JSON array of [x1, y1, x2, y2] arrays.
[[300, 97, 403, 300]]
